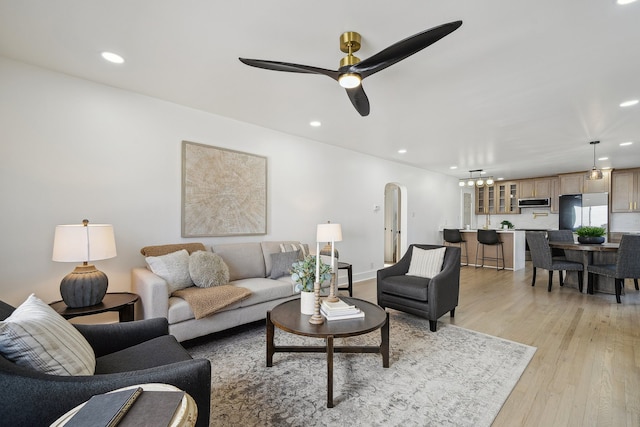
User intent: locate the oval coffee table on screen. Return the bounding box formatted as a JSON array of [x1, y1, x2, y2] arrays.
[[266, 297, 389, 408]]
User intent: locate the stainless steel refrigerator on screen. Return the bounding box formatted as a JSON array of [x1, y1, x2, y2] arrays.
[[558, 193, 608, 231]]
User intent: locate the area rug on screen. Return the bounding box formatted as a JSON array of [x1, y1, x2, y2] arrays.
[[186, 311, 536, 427]]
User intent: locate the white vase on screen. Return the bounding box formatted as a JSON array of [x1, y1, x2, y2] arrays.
[[300, 291, 316, 315]]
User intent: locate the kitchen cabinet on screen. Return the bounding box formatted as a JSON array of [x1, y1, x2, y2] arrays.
[[496, 181, 519, 214], [475, 185, 495, 215], [611, 168, 640, 212], [559, 170, 610, 195], [519, 177, 552, 198], [550, 177, 560, 213]]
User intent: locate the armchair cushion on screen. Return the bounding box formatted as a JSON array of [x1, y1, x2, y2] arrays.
[[407, 246, 446, 279], [94, 335, 192, 374], [0, 294, 95, 376]]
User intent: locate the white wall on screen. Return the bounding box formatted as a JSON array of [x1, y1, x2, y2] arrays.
[[0, 57, 459, 306]]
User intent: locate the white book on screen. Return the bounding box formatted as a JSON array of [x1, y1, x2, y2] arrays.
[[321, 299, 356, 312], [321, 307, 365, 320]]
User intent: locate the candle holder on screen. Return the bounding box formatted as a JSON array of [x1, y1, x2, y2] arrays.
[[308, 280, 324, 325]]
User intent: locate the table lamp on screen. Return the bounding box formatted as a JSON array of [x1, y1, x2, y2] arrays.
[[316, 221, 343, 303], [52, 219, 117, 308]]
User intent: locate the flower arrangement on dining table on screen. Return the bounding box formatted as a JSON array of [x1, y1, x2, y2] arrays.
[[291, 255, 332, 292]]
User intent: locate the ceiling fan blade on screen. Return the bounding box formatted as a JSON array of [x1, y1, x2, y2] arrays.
[[346, 85, 370, 116], [351, 20, 462, 79], [239, 58, 340, 80]]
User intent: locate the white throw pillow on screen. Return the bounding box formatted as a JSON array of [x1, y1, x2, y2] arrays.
[[189, 251, 230, 288], [146, 249, 193, 295], [0, 294, 95, 376], [407, 247, 447, 279]]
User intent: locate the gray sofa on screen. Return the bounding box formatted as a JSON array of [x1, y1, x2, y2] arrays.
[[377, 244, 461, 332], [132, 241, 306, 342], [0, 300, 211, 427]]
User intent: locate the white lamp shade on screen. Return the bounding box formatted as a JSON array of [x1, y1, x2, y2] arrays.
[[316, 223, 342, 242], [52, 224, 117, 262]]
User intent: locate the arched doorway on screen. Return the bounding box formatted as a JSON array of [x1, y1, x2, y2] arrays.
[[384, 183, 408, 265]]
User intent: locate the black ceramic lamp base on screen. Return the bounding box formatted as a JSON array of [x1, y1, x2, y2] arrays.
[[60, 264, 108, 308]]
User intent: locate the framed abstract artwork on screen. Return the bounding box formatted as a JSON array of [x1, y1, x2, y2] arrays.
[[182, 141, 267, 237]]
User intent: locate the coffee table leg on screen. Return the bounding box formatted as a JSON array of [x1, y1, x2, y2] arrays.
[[327, 335, 334, 408], [381, 311, 390, 368], [266, 311, 274, 367]]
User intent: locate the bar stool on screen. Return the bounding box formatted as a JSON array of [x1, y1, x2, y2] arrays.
[[476, 229, 505, 270], [443, 229, 468, 266]]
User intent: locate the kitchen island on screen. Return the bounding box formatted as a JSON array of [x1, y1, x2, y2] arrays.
[[457, 229, 526, 271]]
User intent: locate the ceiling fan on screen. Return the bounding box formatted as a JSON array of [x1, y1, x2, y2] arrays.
[[239, 20, 462, 117]]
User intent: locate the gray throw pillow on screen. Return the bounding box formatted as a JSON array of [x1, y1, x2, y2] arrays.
[[189, 251, 230, 287], [270, 250, 301, 279]]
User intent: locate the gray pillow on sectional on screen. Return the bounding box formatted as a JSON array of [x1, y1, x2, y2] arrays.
[[270, 250, 301, 279]]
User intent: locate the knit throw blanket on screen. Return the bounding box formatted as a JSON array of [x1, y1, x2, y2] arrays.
[[172, 285, 252, 319]]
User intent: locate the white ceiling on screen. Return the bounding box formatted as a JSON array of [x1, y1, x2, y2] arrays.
[[1, 1, 639, 181]]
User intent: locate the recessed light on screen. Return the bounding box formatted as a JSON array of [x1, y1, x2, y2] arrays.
[[598, 157, 608, 161], [101, 51, 124, 64], [497, 177, 504, 181], [617, 0, 637, 5], [309, 121, 321, 127], [450, 166, 458, 170], [620, 141, 633, 146], [620, 99, 639, 107], [398, 149, 407, 154]]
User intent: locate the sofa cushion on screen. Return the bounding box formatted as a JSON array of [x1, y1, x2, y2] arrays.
[[212, 243, 265, 281], [407, 246, 446, 279], [94, 335, 192, 374], [233, 278, 297, 308], [167, 278, 296, 324], [0, 294, 95, 376], [189, 251, 229, 288], [140, 243, 206, 257], [270, 250, 300, 279], [145, 249, 193, 295], [261, 241, 304, 277]]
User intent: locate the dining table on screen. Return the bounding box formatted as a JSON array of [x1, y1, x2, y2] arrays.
[[548, 241, 619, 294]]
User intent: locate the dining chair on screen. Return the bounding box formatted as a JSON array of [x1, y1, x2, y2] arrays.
[[526, 231, 584, 292], [475, 229, 505, 270], [586, 234, 640, 303], [547, 229, 574, 260], [443, 228, 468, 266]]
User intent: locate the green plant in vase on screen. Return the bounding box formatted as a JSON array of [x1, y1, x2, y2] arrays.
[[575, 226, 606, 244], [500, 220, 514, 229], [290, 255, 332, 292]]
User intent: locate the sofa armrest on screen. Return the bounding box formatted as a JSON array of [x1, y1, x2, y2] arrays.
[[74, 318, 169, 358], [131, 267, 169, 320], [427, 246, 461, 318]]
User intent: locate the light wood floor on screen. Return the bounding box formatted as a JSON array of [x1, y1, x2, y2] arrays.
[[350, 263, 640, 427]]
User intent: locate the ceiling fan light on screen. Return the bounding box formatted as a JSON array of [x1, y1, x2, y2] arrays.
[[338, 73, 361, 89]]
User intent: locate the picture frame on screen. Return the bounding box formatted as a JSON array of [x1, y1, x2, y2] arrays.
[[182, 141, 267, 237]]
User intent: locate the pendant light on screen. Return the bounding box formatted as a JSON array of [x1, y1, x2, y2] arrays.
[[586, 140, 603, 180]]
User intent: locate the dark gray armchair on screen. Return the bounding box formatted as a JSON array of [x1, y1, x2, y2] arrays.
[[0, 300, 211, 427], [377, 244, 461, 332]]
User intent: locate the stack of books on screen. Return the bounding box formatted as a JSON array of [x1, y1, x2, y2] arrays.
[[320, 298, 365, 321]]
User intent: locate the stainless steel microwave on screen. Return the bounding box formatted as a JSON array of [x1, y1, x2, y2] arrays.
[[518, 198, 550, 207]]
